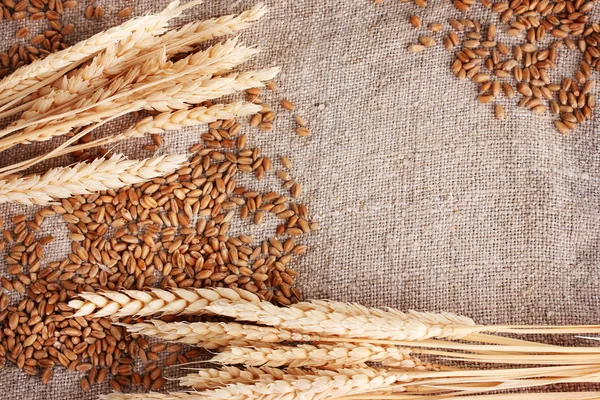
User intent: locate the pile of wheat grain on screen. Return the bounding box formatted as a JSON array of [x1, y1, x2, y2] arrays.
[[66, 286, 600, 399], [0, 1, 318, 392], [401, 0, 599, 134]]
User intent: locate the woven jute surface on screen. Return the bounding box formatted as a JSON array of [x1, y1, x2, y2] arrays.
[[0, 0, 599, 398]]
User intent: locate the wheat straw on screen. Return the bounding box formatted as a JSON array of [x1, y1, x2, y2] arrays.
[[123, 319, 313, 348], [0, 154, 186, 205]]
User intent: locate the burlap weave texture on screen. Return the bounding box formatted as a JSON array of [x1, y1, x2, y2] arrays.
[[0, 0, 599, 397]]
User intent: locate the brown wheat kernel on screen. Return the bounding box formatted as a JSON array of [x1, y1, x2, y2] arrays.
[[61, 23, 74, 35], [281, 156, 293, 169], [554, 120, 569, 134], [294, 115, 307, 126], [428, 23, 443, 32], [118, 6, 132, 17], [80, 377, 91, 392], [296, 127, 311, 137], [84, 4, 93, 19], [280, 99, 295, 111], [266, 81, 278, 91], [93, 5, 103, 19], [16, 27, 29, 38], [418, 36, 435, 47], [409, 15, 421, 28], [407, 44, 425, 53], [478, 94, 494, 103], [291, 183, 302, 198]]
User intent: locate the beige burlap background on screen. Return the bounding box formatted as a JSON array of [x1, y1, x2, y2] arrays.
[[0, 0, 599, 398]]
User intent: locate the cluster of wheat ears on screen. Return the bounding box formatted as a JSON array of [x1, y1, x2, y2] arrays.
[[0, 0, 275, 205], [66, 287, 600, 399]]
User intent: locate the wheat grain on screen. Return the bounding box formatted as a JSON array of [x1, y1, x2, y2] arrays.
[[0, 154, 186, 205], [0, 1, 194, 106], [123, 319, 313, 348], [68, 287, 261, 317], [212, 343, 420, 369]]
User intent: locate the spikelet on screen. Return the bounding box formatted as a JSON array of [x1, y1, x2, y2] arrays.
[[0, 154, 187, 205]]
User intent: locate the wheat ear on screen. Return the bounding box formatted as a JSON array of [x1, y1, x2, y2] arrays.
[[68, 287, 261, 317], [179, 366, 304, 390], [205, 296, 479, 341], [123, 319, 313, 348], [139, 67, 280, 112], [0, 0, 194, 106], [0, 154, 186, 205], [211, 343, 420, 369], [33, 102, 261, 160], [17, 29, 164, 122], [198, 367, 403, 400], [13, 3, 267, 122]]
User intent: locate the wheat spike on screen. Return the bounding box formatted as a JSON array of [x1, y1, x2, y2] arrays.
[[205, 295, 479, 341], [0, 1, 192, 105], [139, 67, 280, 112], [199, 367, 403, 400], [18, 29, 163, 123], [211, 343, 420, 369], [68, 287, 260, 318], [123, 319, 313, 349], [15, 3, 266, 121], [179, 366, 300, 390], [47, 102, 261, 158], [103, 3, 267, 77], [0, 154, 186, 205]]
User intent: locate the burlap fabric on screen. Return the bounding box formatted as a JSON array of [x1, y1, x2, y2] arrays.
[[0, 0, 598, 398]]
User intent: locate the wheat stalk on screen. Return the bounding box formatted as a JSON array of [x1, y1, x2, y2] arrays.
[[0, 0, 195, 107], [211, 343, 421, 369], [0, 153, 186, 205], [123, 319, 314, 349]]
